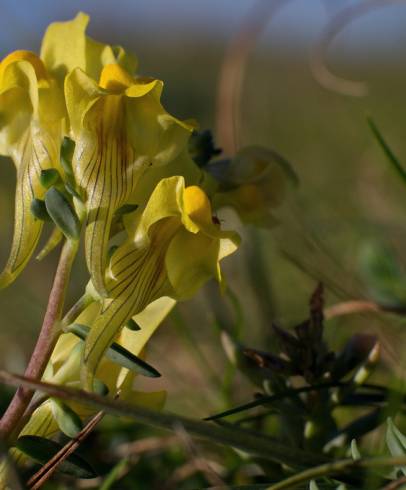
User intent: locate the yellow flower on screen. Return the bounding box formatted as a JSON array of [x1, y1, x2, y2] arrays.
[[0, 50, 65, 287], [8, 296, 173, 471], [0, 12, 134, 288], [82, 176, 239, 388], [211, 146, 298, 227], [65, 61, 194, 297], [40, 11, 137, 87]]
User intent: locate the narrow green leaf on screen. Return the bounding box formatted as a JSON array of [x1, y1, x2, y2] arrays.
[[60, 136, 75, 178], [350, 439, 361, 460], [93, 378, 109, 396], [45, 187, 81, 240], [50, 398, 83, 438], [386, 418, 406, 475], [114, 203, 138, 217], [30, 199, 50, 221], [36, 228, 63, 261], [205, 382, 343, 421], [125, 318, 141, 331], [40, 169, 61, 189], [65, 181, 82, 200], [99, 457, 129, 490], [367, 116, 406, 185], [68, 324, 161, 378], [1, 370, 328, 468], [310, 481, 320, 490], [15, 435, 96, 479], [107, 245, 119, 260]]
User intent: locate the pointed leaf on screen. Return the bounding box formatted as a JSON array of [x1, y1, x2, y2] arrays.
[[125, 318, 141, 331], [350, 439, 361, 460], [40, 168, 61, 189], [15, 435, 96, 479], [36, 228, 63, 261], [68, 323, 161, 378], [50, 398, 83, 438], [45, 186, 81, 240], [368, 116, 406, 185], [100, 457, 128, 490], [387, 418, 406, 475], [30, 199, 50, 221]]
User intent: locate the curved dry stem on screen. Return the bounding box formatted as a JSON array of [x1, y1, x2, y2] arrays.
[[0, 239, 78, 442], [324, 299, 406, 320], [310, 0, 406, 96], [215, 0, 294, 155]]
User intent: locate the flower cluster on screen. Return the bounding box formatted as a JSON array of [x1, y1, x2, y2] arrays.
[[0, 12, 295, 479]]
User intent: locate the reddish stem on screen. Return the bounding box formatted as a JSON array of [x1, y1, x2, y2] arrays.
[[0, 239, 77, 441]]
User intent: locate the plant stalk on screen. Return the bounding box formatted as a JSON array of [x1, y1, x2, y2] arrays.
[[0, 239, 78, 441]]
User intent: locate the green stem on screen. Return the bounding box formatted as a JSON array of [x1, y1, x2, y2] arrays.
[[266, 455, 406, 490], [0, 371, 329, 469], [61, 293, 94, 328], [0, 239, 78, 441]]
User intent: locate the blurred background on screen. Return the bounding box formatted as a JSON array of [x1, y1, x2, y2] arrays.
[[1, 0, 406, 427]]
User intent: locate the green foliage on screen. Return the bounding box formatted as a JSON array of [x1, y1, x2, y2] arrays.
[[44, 187, 81, 240], [68, 323, 161, 377], [15, 435, 96, 479]]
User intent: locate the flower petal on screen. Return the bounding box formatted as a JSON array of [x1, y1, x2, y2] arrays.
[[0, 128, 62, 287], [82, 228, 176, 388], [40, 12, 136, 83]]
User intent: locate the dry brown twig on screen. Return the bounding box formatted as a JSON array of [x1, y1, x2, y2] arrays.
[[27, 411, 104, 490], [215, 0, 294, 155], [168, 424, 225, 488], [310, 0, 406, 96], [381, 474, 406, 490]]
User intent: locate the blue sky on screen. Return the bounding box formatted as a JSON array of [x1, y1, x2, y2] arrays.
[[1, 0, 406, 60]]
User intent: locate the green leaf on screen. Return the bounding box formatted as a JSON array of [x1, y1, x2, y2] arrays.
[[93, 378, 109, 396], [1, 370, 328, 468], [36, 228, 63, 261], [40, 168, 61, 189], [99, 457, 128, 490], [359, 241, 406, 307], [125, 318, 141, 331], [60, 136, 75, 178], [68, 323, 161, 378], [310, 481, 320, 490], [350, 439, 361, 460], [15, 435, 96, 479], [30, 199, 50, 221], [386, 418, 406, 475], [367, 116, 406, 185], [114, 203, 138, 217], [45, 187, 81, 240], [50, 398, 83, 438]]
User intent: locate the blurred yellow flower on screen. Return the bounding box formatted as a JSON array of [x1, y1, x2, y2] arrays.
[[211, 146, 298, 227]]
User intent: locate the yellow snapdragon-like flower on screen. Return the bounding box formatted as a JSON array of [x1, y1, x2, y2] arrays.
[[0, 50, 65, 287], [9, 296, 173, 471], [0, 12, 137, 288], [65, 60, 194, 298], [82, 176, 239, 388]]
